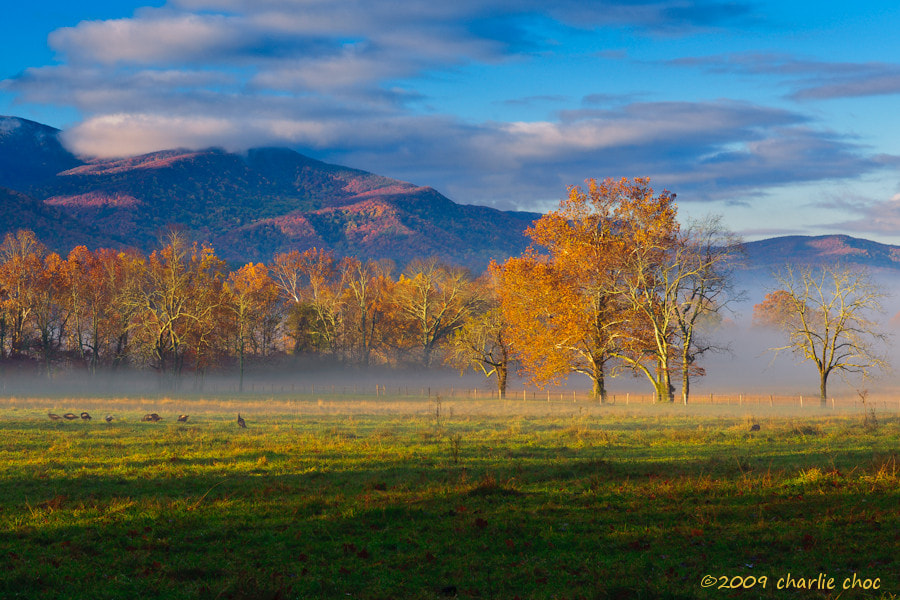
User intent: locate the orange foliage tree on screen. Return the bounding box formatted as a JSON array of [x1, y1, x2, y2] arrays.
[[499, 177, 736, 402], [498, 250, 621, 402], [0, 230, 47, 358], [226, 262, 279, 391]]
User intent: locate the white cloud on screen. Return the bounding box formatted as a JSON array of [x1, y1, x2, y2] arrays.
[[49, 13, 251, 65], [2, 0, 893, 213]]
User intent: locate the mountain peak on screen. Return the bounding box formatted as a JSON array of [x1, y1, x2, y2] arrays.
[[0, 115, 61, 137], [0, 116, 82, 192]]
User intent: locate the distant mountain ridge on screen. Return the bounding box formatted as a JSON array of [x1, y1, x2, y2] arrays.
[[2, 114, 900, 273], [740, 235, 900, 272], [0, 116, 538, 269]]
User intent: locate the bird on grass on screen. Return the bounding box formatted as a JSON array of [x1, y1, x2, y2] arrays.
[[105, 415, 113, 423], [177, 414, 189, 423], [48, 413, 61, 421], [63, 413, 77, 420], [237, 413, 247, 428], [141, 413, 162, 422], [750, 423, 761, 432], [80, 412, 92, 421]]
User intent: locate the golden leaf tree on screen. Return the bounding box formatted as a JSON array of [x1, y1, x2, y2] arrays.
[[226, 262, 279, 391], [393, 258, 478, 367], [270, 248, 343, 357], [500, 177, 738, 402]]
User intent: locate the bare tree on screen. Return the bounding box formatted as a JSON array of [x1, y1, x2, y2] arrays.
[[446, 270, 512, 398], [671, 217, 743, 404], [755, 264, 890, 405]]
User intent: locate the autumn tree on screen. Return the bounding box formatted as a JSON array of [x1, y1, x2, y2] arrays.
[[752, 289, 796, 329], [499, 252, 618, 401], [499, 177, 682, 402], [270, 248, 343, 358], [60, 246, 98, 370], [446, 267, 512, 398], [30, 252, 67, 374], [129, 230, 228, 384], [754, 265, 889, 404], [0, 230, 47, 357], [58, 246, 142, 373], [590, 178, 682, 402], [226, 262, 279, 391], [98, 249, 146, 369], [340, 257, 394, 366], [394, 258, 478, 367]]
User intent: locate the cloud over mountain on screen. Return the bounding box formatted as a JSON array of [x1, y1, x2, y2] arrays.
[[2, 0, 895, 217]]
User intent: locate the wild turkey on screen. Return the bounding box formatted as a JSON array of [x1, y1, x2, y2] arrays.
[[80, 412, 92, 421], [48, 413, 62, 421], [237, 413, 247, 428], [177, 414, 189, 423], [104, 415, 114, 423], [750, 423, 761, 432], [141, 413, 162, 422], [63, 413, 77, 420]]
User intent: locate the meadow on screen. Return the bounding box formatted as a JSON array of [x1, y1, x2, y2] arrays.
[[0, 393, 898, 599]]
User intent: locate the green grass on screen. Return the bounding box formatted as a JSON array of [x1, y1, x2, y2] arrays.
[[0, 397, 898, 599]]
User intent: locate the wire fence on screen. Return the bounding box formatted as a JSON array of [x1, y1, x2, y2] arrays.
[[3, 376, 899, 414], [179, 382, 900, 411]]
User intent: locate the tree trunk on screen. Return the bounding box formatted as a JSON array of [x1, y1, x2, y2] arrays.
[[681, 355, 690, 405], [592, 360, 607, 403], [654, 361, 673, 402], [238, 341, 245, 393], [820, 371, 828, 407], [497, 362, 507, 399]]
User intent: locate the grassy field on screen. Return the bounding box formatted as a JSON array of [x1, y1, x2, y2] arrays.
[[0, 394, 898, 599]]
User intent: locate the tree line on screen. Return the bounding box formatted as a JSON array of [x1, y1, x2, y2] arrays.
[[0, 228, 489, 391], [0, 176, 886, 402]]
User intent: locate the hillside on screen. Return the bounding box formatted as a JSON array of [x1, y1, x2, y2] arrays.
[[0, 116, 539, 270], [0, 186, 121, 252]]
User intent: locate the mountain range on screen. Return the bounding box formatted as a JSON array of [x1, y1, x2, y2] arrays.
[[2, 114, 900, 274]]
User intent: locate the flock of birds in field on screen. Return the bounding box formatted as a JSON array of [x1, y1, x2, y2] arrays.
[[47, 412, 249, 427]]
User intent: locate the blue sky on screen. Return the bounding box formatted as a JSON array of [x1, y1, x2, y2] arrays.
[[2, 0, 900, 242]]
